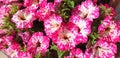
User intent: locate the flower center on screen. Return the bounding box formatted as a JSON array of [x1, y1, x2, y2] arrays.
[[103, 27, 111, 35], [18, 15, 26, 20], [73, 56, 77, 58], [53, 23, 59, 28], [62, 35, 68, 40], [95, 46, 101, 50], [83, 13, 88, 19], [78, 27, 81, 33], [105, 27, 110, 32], [36, 42, 41, 47]]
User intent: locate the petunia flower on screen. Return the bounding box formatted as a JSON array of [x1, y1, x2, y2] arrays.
[[44, 14, 62, 38], [17, 51, 33, 58], [66, 48, 84, 58], [54, 0, 62, 6], [27, 32, 50, 56], [98, 16, 120, 43], [36, 3, 55, 21], [24, 0, 47, 7], [69, 15, 91, 44], [85, 40, 117, 58], [52, 22, 84, 50], [0, 0, 17, 4], [18, 31, 31, 45], [0, 36, 13, 50], [72, 0, 99, 21], [11, 5, 37, 29], [4, 42, 20, 58]]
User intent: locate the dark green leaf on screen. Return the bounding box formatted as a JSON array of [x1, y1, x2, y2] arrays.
[[67, 1, 74, 9]]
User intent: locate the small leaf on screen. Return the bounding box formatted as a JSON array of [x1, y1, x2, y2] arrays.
[[35, 53, 41, 58], [45, 50, 51, 58], [10, 4, 18, 14], [67, 1, 74, 9], [50, 43, 66, 58], [20, 46, 27, 52]]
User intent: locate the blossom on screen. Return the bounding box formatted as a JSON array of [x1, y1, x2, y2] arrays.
[[66, 48, 84, 58], [0, 30, 6, 34], [17, 51, 33, 58], [0, 36, 13, 50], [4, 42, 20, 58], [85, 40, 117, 58], [36, 3, 55, 21], [24, 0, 47, 7], [98, 16, 120, 43], [44, 14, 62, 38], [11, 6, 37, 29], [25, 4, 38, 13], [54, 0, 62, 6], [52, 22, 83, 50], [69, 15, 91, 44], [0, 0, 17, 4], [0, 5, 10, 18], [27, 32, 50, 56], [18, 31, 31, 44], [72, 0, 99, 21]]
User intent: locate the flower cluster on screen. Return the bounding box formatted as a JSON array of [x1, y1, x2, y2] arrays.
[[0, 0, 120, 58]]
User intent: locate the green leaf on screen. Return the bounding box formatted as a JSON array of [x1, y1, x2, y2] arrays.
[[10, 4, 18, 14], [67, 1, 74, 9], [20, 46, 27, 52], [50, 43, 57, 51], [50, 43, 66, 58], [45, 50, 50, 58], [35, 53, 41, 58], [117, 42, 120, 54]]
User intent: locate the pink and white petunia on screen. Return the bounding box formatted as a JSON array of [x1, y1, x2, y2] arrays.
[[4, 42, 20, 58], [18, 31, 31, 44], [69, 15, 92, 36], [72, 0, 99, 21], [69, 15, 91, 44], [54, 0, 62, 6], [17, 51, 33, 58], [44, 14, 62, 38], [85, 40, 117, 58], [11, 5, 37, 29], [0, 36, 13, 50], [24, 0, 47, 7], [36, 3, 55, 21], [27, 32, 50, 56], [98, 16, 120, 43], [0, 0, 17, 4], [66, 48, 84, 58], [52, 22, 84, 50]]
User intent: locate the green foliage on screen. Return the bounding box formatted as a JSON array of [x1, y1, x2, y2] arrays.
[[35, 53, 42, 58], [67, 1, 74, 9], [45, 50, 51, 58], [20, 46, 27, 52], [56, 0, 75, 22], [0, 15, 16, 35], [10, 4, 18, 15], [50, 43, 69, 58], [99, 5, 115, 17], [117, 42, 120, 55]]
